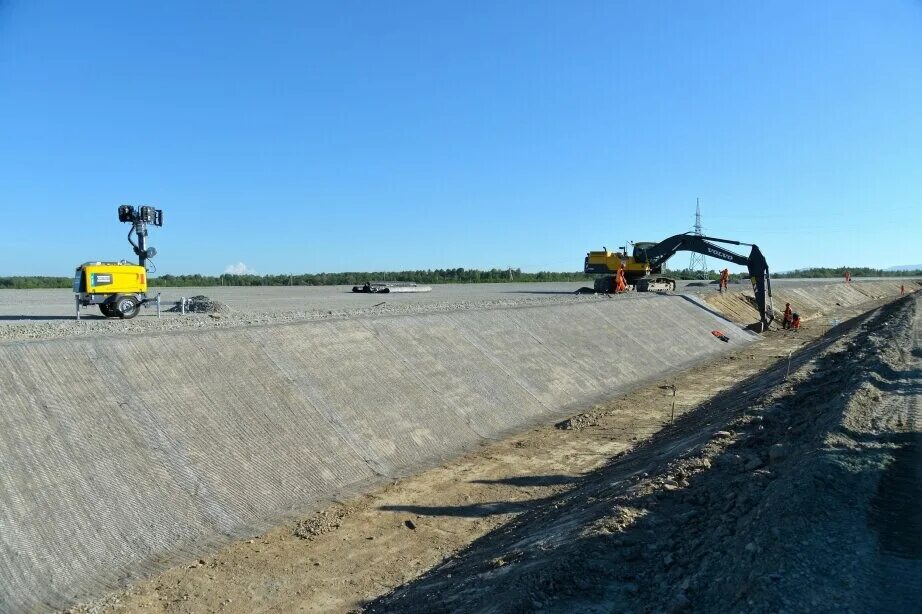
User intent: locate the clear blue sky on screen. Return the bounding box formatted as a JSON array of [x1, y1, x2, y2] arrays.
[[2, 1, 920, 276]]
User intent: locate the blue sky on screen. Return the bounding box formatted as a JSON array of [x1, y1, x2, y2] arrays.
[[1, 1, 920, 276]]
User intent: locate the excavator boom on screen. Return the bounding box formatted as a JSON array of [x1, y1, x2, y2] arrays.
[[637, 234, 751, 269]]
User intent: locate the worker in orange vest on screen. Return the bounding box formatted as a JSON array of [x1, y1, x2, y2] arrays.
[[615, 262, 627, 293], [782, 302, 793, 329], [719, 268, 729, 293], [901, 284, 905, 295], [791, 312, 801, 330], [844, 270, 851, 283]]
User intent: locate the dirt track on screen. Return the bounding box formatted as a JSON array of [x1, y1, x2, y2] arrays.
[[73, 292, 920, 613]]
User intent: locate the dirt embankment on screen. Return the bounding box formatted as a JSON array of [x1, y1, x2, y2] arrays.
[[704, 279, 920, 326], [370, 295, 922, 613]]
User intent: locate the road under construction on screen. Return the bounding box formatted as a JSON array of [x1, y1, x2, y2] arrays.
[[1, 275, 919, 611]]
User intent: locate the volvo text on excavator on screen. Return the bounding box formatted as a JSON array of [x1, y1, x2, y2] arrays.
[[584, 232, 774, 330]]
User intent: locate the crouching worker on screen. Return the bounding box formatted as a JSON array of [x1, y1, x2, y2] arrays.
[[792, 312, 801, 331]]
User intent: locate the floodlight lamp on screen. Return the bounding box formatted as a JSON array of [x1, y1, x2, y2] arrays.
[[118, 205, 135, 223]]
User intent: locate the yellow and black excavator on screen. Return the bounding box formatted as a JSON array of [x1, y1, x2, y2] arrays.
[[585, 232, 774, 330]]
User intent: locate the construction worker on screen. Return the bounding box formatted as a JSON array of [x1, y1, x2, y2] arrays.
[[615, 262, 627, 293], [782, 302, 793, 330], [901, 284, 905, 295], [719, 268, 729, 293], [791, 312, 801, 331], [844, 270, 851, 284]]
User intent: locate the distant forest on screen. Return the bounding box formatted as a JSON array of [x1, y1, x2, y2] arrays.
[[149, 269, 590, 287], [1, 266, 918, 289], [773, 267, 922, 279], [0, 269, 589, 289], [667, 266, 922, 280]]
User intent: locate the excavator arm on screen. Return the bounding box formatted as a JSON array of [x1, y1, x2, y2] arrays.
[[634, 233, 775, 330], [637, 234, 750, 269]]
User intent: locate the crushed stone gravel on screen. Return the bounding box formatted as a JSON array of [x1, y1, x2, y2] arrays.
[[166, 295, 231, 314], [0, 293, 618, 343]]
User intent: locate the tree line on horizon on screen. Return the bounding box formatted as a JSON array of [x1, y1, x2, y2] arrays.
[[665, 266, 922, 281], [772, 266, 922, 279], [1, 266, 919, 290], [0, 268, 588, 289], [150, 268, 590, 287]]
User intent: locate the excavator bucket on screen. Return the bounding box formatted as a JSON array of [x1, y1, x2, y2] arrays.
[[747, 245, 774, 330]]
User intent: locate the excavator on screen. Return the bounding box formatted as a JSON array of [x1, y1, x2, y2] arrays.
[[584, 232, 774, 330]]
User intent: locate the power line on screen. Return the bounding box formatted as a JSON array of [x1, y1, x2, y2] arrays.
[[688, 198, 708, 278]]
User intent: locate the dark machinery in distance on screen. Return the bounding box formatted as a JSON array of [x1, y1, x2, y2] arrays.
[[352, 281, 432, 294], [585, 232, 774, 330]]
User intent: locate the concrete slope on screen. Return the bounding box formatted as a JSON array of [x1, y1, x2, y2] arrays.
[[0, 293, 755, 611], [705, 280, 920, 325]]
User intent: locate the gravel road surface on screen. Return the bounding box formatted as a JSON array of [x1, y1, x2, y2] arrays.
[[2, 278, 911, 324]]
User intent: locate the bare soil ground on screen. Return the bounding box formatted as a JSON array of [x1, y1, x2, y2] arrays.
[[72, 293, 919, 613]]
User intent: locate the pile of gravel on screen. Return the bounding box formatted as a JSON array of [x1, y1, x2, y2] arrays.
[[168, 295, 230, 314]]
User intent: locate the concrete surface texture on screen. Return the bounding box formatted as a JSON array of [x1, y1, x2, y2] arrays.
[[0, 293, 754, 611]]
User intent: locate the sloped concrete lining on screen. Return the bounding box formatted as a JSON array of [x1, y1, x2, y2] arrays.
[[704, 280, 920, 325], [0, 293, 754, 611]]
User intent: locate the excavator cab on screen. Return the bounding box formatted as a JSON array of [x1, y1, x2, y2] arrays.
[[631, 242, 657, 262]]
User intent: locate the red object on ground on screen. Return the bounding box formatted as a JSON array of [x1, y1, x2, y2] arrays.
[[711, 330, 730, 342]]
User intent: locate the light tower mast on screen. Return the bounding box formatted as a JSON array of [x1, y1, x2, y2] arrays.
[[688, 198, 708, 279], [118, 205, 163, 269]]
